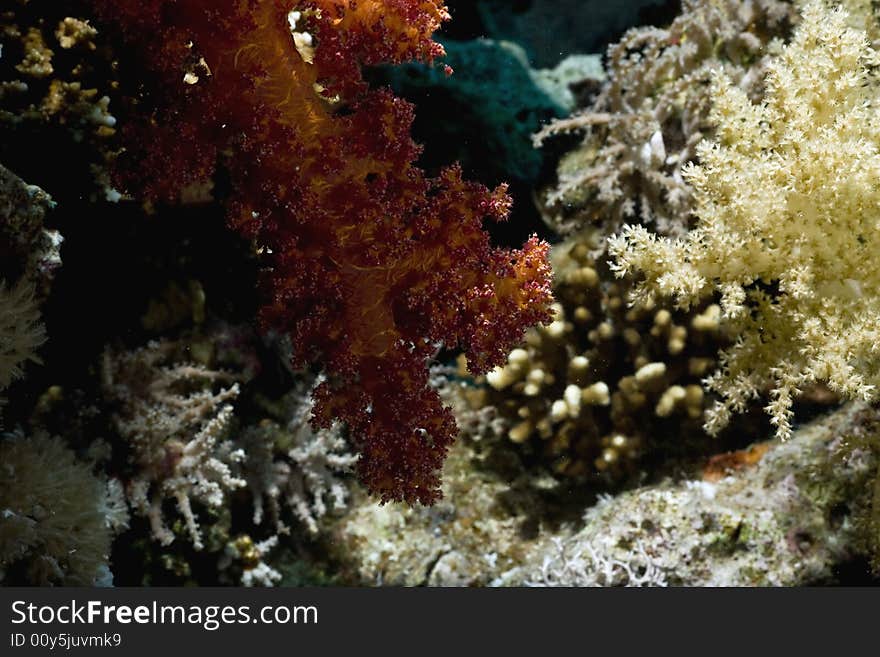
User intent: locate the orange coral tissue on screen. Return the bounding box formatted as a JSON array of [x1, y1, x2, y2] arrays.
[[88, 0, 553, 503]]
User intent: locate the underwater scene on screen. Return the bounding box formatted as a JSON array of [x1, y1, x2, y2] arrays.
[[2, 0, 880, 587]]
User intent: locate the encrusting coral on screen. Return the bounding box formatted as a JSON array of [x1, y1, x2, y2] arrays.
[[522, 402, 880, 587], [0, 163, 60, 292], [535, 0, 795, 242], [0, 433, 112, 586], [335, 400, 880, 586], [85, 0, 554, 504], [333, 429, 534, 586], [609, 0, 880, 440], [470, 231, 724, 479]]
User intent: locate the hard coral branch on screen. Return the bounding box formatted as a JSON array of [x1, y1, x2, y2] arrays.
[[87, 0, 553, 503]]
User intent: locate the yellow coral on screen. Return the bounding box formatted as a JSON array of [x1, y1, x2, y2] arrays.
[[609, 1, 880, 440]]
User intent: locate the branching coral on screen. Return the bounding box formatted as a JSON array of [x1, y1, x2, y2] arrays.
[[471, 232, 723, 479], [0, 2, 118, 200], [101, 339, 244, 550], [609, 1, 880, 440], [0, 433, 111, 585], [535, 0, 795, 241], [241, 375, 356, 536], [86, 0, 553, 504]]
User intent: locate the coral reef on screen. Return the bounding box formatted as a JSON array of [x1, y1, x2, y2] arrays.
[[609, 1, 880, 439], [241, 375, 357, 536], [101, 339, 244, 550], [0, 433, 112, 586], [0, 2, 118, 200], [0, 279, 45, 394], [536, 0, 795, 241], [521, 402, 880, 586], [86, 0, 554, 504], [469, 231, 724, 480], [3, 0, 879, 591], [336, 402, 880, 586]]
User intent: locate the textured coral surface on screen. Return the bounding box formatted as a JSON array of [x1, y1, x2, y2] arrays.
[[610, 1, 880, 439], [6, 0, 880, 590], [86, 0, 553, 503], [535, 0, 795, 241], [475, 232, 725, 480], [0, 433, 111, 586]]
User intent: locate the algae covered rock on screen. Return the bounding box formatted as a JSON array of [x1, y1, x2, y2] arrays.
[[336, 402, 880, 586], [333, 433, 541, 586]]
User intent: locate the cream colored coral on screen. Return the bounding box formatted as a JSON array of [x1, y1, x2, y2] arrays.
[[0, 434, 111, 585], [609, 1, 880, 440], [101, 340, 244, 549]]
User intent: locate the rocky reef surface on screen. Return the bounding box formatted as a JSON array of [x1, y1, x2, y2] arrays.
[[336, 402, 880, 586]]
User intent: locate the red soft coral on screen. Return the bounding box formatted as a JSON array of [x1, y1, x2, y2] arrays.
[[88, 0, 553, 503]]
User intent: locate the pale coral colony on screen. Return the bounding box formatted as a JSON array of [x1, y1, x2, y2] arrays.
[[3, 0, 880, 587]]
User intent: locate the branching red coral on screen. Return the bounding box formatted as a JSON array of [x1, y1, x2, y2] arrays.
[[86, 0, 553, 504]]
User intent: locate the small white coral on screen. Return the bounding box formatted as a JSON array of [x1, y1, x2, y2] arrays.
[[531, 536, 668, 587], [220, 535, 282, 587], [102, 340, 244, 549], [242, 375, 356, 536]]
